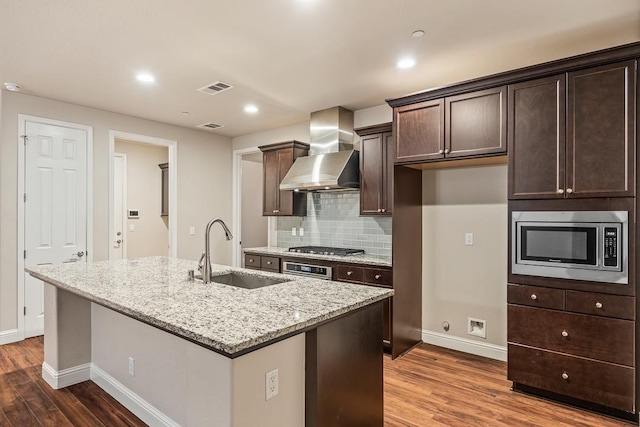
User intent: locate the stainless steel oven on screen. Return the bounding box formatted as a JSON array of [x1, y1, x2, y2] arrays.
[[282, 261, 333, 280], [511, 211, 628, 284]]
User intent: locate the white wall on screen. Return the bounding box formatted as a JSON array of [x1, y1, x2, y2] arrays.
[[114, 140, 169, 258], [422, 165, 508, 348], [232, 121, 309, 151], [1, 92, 233, 334], [241, 159, 268, 253]]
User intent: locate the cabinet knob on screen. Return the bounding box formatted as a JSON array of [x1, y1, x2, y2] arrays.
[[438, 149, 444, 154], [374, 274, 382, 280], [561, 372, 569, 380], [444, 148, 450, 154], [347, 271, 353, 276], [381, 208, 386, 213], [561, 330, 569, 338], [530, 293, 538, 300], [595, 302, 603, 309], [266, 261, 272, 265], [557, 189, 564, 194], [377, 209, 382, 212], [566, 188, 573, 194], [249, 259, 254, 263], [272, 210, 277, 213]]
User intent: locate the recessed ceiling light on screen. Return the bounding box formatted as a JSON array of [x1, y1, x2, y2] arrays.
[[4, 82, 21, 92], [244, 105, 258, 114], [181, 111, 190, 116], [412, 30, 425, 38], [136, 73, 155, 84], [397, 58, 416, 69]]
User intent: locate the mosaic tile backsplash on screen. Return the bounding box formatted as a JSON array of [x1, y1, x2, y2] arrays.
[[277, 192, 392, 258]]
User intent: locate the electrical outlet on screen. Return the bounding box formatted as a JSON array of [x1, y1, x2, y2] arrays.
[[299, 227, 304, 236], [128, 357, 135, 376], [291, 227, 296, 236], [464, 232, 474, 246], [265, 368, 279, 400]]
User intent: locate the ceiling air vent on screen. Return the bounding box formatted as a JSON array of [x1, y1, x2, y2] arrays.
[[197, 122, 224, 130], [197, 81, 234, 95]]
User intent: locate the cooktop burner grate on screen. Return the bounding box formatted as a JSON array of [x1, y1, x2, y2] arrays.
[[288, 246, 365, 256]]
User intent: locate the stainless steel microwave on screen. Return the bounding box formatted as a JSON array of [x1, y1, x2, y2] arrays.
[[511, 211, 628, 284]]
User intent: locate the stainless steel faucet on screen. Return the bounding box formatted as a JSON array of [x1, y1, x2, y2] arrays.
[[198, 218, 233, 283]]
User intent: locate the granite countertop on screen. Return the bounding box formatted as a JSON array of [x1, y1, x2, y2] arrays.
[[26, 257, 392, 357], [243, 247, 392, 267]]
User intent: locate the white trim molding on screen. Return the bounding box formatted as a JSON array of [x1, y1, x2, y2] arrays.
[[91, 364, 179, 427], [421, 329, 507, 362], [42, 362, 91, 389], [108, 130, 178, 260], [0, 329, 20, 345]]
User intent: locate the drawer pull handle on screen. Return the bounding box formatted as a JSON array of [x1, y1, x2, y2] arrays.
[[530, 293, 538, 300], [375, 274, 382, 280], [266, 261, 272, 265], [561, 330, 569, 338], [561, 372, 569, 380], [595, 302, 603, 309], [347, 271, 353, 276]]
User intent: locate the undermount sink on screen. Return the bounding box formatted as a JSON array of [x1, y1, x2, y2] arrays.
[[210, 272, 290, 289]]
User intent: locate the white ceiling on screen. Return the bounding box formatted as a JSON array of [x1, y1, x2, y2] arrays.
[[1, 0, 639, 138]]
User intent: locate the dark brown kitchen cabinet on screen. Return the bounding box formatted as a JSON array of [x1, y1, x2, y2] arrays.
[[355, 123, 393, 216], [394, 86, 506, 165], [509, 60, 636, 199], [259, 141, 309, 216], [159, 163, 168, 216], [243, 253, 281, 273]]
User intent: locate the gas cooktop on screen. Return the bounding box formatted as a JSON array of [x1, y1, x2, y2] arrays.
[[288, 246, 365, 256]]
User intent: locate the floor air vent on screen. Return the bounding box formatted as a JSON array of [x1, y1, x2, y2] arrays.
[[197, 81, 234, 95], [198, 122, 224, 130]]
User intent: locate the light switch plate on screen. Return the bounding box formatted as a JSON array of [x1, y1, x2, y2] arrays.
[[129, 224, 135, 232], [465, 233, 473, 246], [189, 226, 196, 235]]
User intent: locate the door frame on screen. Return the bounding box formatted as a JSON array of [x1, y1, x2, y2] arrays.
[[232, 147, 274, 267], [113, 153, 128, 259], [108, 130, 177, 260], [17, 114, 94, 341]]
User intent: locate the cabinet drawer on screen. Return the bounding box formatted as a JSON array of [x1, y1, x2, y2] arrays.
[[364, 268, 393, 288], [244, 254, 261, 270], [507, 284, 564, 310], [336, 265, 364, 283], [260, 256, 280, 272], [508, 344, 634, 412], [508, 305, 634, 366], [566, 291, 634, 320]]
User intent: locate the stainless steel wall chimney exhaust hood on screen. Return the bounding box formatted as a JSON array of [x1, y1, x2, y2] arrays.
[[279, 107, 359, 191]]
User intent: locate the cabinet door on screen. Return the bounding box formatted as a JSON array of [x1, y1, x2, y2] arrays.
[[382, 132, 394, 215], [508, 75, 566, 199], [445, 86, 507, 158], [567, 60, 636, 198], [262, 150, 280, 215], [360, 134, 384, 215], [276, 148, 294, 215], [394, 99, 444, 164]]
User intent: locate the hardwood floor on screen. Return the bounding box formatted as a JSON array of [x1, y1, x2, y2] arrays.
[[0, 338, 633, 426]]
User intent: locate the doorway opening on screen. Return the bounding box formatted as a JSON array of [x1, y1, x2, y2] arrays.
[[108, 131, 177, 260]]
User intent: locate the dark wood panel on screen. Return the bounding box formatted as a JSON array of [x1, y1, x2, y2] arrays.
[[276, 148, 295, 215], [306, 303, 383, 427], [383, 132, 394, 214], [259, 141, 309, 216], [508, 344, 635, 413], [262, 150, 279, 215], [507, 284, 564, 310], [335, 264, 364, 283], [567, 60, 636, 198], [445, 86, 507, 158], [244, 254, 261, 269], [260, 255, 280, 272], [565, 290, 635, 320], [364, 267, 393, 287], [394, 99, 444, 164], [508, 75, 566, 199], [360, 134, 384, 214], [508, 305, 634, 366]]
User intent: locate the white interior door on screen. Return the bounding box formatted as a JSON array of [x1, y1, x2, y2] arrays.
[[113, 153, 126, 259], [24, 120, 88, 338]]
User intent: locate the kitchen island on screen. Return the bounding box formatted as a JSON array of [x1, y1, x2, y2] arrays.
[[26, 256, 393, 427]]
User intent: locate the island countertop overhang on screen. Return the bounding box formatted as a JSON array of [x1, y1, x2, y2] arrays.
[[26, 256, 393, 358]]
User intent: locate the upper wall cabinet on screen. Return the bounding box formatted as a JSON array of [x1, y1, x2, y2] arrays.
[[356, 123, 393, 216], [394, 86, 507, 165], [508, 60, 636, 200], [259, 141, 310, 216]]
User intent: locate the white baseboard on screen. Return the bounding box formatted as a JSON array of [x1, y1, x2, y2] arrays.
[[42, 361, 91, 389], [421, 329, 507, 362], [91, 364, 179, 427], [0, 329, 21, 345]]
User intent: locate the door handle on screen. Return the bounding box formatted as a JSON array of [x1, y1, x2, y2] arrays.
[[74, 251, 85, 258]]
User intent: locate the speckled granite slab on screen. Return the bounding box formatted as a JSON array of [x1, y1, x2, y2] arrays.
[[243, 246, 392, 267], [26, 257, 392, 357]]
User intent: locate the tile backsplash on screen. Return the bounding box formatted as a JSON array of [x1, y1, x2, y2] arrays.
[[277, 192, 392, 258]]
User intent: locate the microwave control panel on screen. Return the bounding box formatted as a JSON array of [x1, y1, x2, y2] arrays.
[[603, 227, 619, 267]]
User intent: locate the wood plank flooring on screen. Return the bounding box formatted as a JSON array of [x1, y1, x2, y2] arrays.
[[0, 338, 633, 426]]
